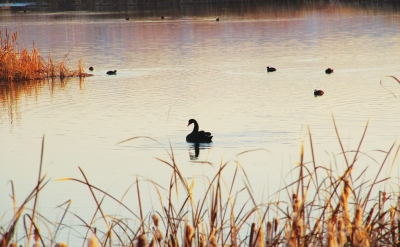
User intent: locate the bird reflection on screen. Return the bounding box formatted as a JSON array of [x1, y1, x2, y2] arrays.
[[188, 143, 213, 161], [189, 143, 200, 160]]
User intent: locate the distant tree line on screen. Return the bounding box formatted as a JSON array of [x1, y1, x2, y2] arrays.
[[2, 0, 269, 5], [1, 0, 399, 7], [0, 0, 390, 6]]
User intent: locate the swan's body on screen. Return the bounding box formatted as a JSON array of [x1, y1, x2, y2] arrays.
[[186, 119, 213, 143], [107, 70, 117, 75], [267, 66, 276, 72], [325, 68, 334, 74], [314, 89, 324, 96]]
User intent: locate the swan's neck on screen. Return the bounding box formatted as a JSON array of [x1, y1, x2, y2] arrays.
[[192, 122, 199, 133]]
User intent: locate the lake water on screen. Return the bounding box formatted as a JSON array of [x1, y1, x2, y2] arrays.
[[1, 2, 400, 246]]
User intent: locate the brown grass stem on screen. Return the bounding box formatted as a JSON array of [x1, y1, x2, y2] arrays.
[[137, 176, 145, 234], [27, 135, 45, 247], [362, 142, 394, 210], [53, 200, 72, 244]]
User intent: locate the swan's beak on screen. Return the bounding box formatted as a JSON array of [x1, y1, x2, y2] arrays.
[[187, 123, 190, 127]]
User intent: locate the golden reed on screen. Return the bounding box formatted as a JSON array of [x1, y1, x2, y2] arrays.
[[0, 29, 92, 82]]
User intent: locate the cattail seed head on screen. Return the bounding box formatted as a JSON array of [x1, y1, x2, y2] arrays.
[[33, 228, 40, 242], [354, 206, 363, 228], [254, 225, 264, 247], [184, 224, 194, 247], [152, 214, 159, 228], [137, 234, 149, 247], [55, 242, 68, 247], [365, 207, 374, 227], [155, 228, 163, 243], [292, 194, 300, 214], [337, 219, 346, 245], [390, 206, 395, 226], [381, 191, 387, 204], [379, 212, 385, 226], [343, 179, 351, 198], [266, 222, 272, 246], [88, 233, 100, 247], [207, 235, 217, 247], [274, 218, 279, 233], [199, 234, 206, 247], [326, 221, 337, 247], [149, 236, 157, 247]]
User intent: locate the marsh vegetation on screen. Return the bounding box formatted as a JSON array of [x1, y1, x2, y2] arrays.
[[2, 122, 400, 247], [0, 29, 91, 82]]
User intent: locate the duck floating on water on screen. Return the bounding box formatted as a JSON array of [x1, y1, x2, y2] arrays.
[[89, 66, 94, 71], [325, 68, 334, 74], [186, 119, 213, 143], [106, 70, 117, 75], [314, 89, 324, 96], [267, 66, 276, 72]]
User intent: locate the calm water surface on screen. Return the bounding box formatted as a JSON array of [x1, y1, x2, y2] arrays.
[[1, 2, 400, 245]]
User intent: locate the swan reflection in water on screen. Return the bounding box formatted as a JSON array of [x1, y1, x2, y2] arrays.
[[189, 143, 212, 160], [189, 143, 200, 160]]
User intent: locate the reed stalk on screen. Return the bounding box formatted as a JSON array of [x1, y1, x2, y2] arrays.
[[0, 29, 92, 82]]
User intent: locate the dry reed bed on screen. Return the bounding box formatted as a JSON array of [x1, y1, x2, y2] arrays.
[[0, 29, 92, 82], [1, 120, 400, 247]]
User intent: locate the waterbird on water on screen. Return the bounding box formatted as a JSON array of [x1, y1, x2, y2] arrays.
[[186, 119, 213, 143], [106, 70, 117, 75], [89, 67, 93, 71], [267, 66, 276, 72], [314, 89, 324, 96], [325, 68, 334, 74]]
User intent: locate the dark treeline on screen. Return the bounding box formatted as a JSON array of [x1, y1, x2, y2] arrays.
[[2, 0, 400, 6], [1, 0, 322, 6]]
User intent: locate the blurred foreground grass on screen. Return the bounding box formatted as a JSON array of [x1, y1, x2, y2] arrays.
[[2, 118, 400, 247]]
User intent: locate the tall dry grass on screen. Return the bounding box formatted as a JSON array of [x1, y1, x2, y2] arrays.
[[0, 29, 92, 82], [2, 120, 400, 247]]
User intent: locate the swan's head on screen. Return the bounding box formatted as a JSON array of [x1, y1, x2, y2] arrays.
[[187, 119, 196, 127]]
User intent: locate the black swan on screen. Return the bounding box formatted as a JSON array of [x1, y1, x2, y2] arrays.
[[325, 68, 334, 74], [186, 119, 213, 143], [314, 89, 324, 96], [107, 70, 117, 75], [267, 66, 276, 72]]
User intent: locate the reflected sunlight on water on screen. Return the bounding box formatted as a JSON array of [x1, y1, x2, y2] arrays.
[[1, 2, 400, 245]]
